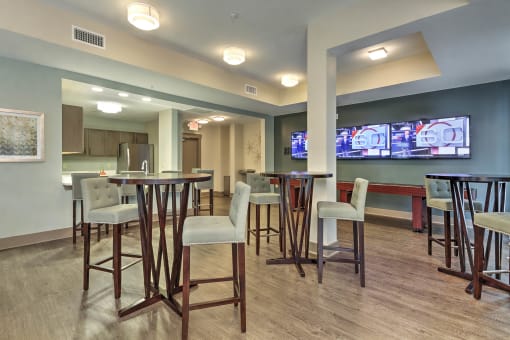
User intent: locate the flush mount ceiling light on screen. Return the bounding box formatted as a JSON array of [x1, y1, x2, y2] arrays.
[[118, 92, 129, 97], [141, 97, 151, 102], [281, 74, 299, 87], [97, 101, 122, 114], [196, 118, 209, 124], [368, 47, 387, 60], [91, 86, 103, 92], [223, 47, 245, 65], [211, 116, 225, 122], [127, 3, 160, 31]]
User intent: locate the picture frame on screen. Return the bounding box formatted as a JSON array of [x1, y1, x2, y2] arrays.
[[0, 108, 44, 162]]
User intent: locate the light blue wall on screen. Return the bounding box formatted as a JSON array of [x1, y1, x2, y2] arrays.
[[275, 80, 510, 212]]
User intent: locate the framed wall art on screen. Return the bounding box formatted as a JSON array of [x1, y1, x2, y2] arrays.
[[0, 108, 44, 162]]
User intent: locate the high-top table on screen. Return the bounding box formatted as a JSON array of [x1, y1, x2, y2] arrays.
[[262, 171, 333, 277], [425, 173, 509, 293], [108, 172, 211, 317]]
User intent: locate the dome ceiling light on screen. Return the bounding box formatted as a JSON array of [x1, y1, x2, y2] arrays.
[[127, 3, 160, 31], [97, 101, 122, 114], [211, 116, 225, 122], [368, 47, 387, 60], [223, 47, 246, 66], [281, 74, 299, 87], [197, 118, 209, 124]]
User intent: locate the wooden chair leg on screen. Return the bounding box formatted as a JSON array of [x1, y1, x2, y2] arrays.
[[73, 200, 77, 244], [246, 204, 251, 245], [317, 217, 324, 284], [279, 205, 283, 252], [444, 211, 452, 268], [255, 205, 261, 256], [113, 224, 121, 299], [238, 243, 247, 333], [353, 221, 359, 274], [209, 189, 213, 215], [359, 221, 365, 287], [473, 225, 485, 299], [232, 243, 239, 307], [182, 246, 191, 340], [266, 205, 271, 243], [83, 222, 90, 291], [427, 207, 432, 255]]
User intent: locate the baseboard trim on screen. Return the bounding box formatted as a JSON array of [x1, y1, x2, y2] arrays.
[[0, 227, 73, 251]]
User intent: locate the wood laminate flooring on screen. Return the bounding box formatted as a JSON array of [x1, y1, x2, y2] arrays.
[[1, 195, 509, 339]]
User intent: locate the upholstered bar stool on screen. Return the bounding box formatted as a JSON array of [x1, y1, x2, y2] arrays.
[[317, 178, 369, 286], [246, 173, 281, 255], [425, 178, 483, 268], [81, 177, 142, 299], [181, 182, 250, 340], [71, 172, 100, 244], [191, 168, 214, 215], [473, 212, 510, 299]]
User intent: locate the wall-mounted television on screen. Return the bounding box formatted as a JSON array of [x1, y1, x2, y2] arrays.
[[290, 130, 308, 160], [336, 123, 391, 159], [390, 115, 470, 159]]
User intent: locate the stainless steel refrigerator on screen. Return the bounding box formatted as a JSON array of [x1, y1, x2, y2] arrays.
[[117, 143, 154, 173]]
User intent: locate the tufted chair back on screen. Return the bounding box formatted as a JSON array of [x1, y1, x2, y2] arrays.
[[229, 182, 251, 241], [81, 177, 121, 222], [350, 178, 369, 221], [246, 173, 271, 193], [72, 172, 100, 200], [425, 178, 451, 202]]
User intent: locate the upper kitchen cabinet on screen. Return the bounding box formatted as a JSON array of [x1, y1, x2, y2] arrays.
[[135, 132, 149, 144], [62, 104, 84, 154], [86, 128, 106, 156]]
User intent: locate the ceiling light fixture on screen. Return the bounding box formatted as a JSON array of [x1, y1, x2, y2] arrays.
[[211, 116, 225, 122], [91, 86, 103, 92], [142, 97, 151, 102], [223, 47, 246, 65], [118, 92, 129, 97], [368, 47, 387, 60], [197, 119, 209, 124], [281, 75, 299, 87], [97, 101, 122, 114], [127, 3, 160, 31]]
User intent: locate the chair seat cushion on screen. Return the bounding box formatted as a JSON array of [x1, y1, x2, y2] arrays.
[[88, 204, 139, 224], [474, 212, 510, 235], [428, 198, 483, 212], [183, 216, 242, 245], [249, 193, 279, 205], [317, 201, 362, 221]]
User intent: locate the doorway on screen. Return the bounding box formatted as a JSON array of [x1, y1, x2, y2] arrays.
[[182, 133, 201, 173]]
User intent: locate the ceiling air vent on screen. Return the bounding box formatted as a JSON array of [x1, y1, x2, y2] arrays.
[[244, 84, 257, 96], [72, 26, 105, 49]]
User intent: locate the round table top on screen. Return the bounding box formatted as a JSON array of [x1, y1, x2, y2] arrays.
[[426, 173, 510, 182], [261, 171, 333, 179], [108, 172, 211, 185]]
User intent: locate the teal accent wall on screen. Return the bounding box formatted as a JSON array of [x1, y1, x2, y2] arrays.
[[275, 80, 510, 211]]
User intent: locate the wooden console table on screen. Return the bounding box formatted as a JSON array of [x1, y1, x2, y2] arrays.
[[337, 181, 426, 232]]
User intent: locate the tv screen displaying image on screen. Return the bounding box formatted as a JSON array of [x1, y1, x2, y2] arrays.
[[390, 115, 470, 159], [336, 123, 391, 159], [291, 130, 308, 159]]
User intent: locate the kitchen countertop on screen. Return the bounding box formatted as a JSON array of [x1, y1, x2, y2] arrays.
[[62, 170, 116, 188]]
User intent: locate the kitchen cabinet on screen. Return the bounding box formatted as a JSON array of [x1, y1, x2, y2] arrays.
[[119, 131, 135, 144], [135, 132, 149, 144], [62, 104, 84, 154], [86, 129, 106, 156], [83, 129, 149, 157]]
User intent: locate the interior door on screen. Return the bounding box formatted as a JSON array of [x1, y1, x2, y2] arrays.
[[182, 133, 201, 173]]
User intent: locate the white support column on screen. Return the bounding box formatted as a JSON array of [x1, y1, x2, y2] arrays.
[[307, 40, 338, 246], [158, 109, 179, 172]]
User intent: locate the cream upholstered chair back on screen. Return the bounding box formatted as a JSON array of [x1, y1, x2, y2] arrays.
[[246, 173, 271, 193], [71, 173, 100, 200], [229, 181, 251, 241], [350, 178, 369, 221], [192, 168, 214, 190], [81, 177, 121, 222], [425, 178, 451, 202]]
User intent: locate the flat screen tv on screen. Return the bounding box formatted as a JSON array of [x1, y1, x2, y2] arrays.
[[390, 115, 470, 159], [336, 123, 391, 159], [290, 130, 308, 159]]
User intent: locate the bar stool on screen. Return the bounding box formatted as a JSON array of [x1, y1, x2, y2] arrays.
[[425, 178, 483, 268], [246, 173, 281, 255], [71, 172, 100, 244], [81, 177, 142, 299], [317, 177, 369, 286], [473, 212, 510, 299], [191, 168, 214, 215], [181, 182, 251, 339]]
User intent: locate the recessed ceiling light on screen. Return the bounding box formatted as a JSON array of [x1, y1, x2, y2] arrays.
[[211, 116, 225, 122], [142, 97, 151, 102], [368, 47, 387, 60], [97, 102, 122, 114], [223, 47, 246, 65], [197, 119, 209, 124], [118, 92, 129, 97], [91, 86, 103, 92], [127, 3, 160, 31], [281, 75, 299, 87]]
